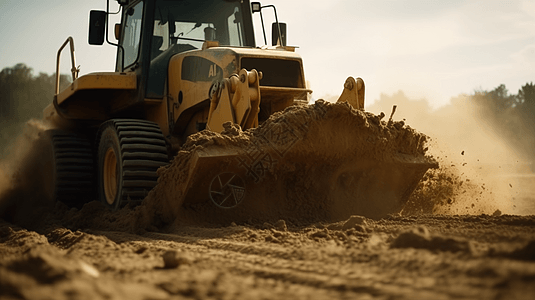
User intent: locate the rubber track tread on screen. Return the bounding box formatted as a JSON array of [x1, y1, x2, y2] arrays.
[[49, 130, 95, 206], [57, 182, 94, 189], [56, 166, 94, 172], [121, 192, 149, 198], [56, 158, 93, 164], [119, 131, 164, 139], [123, 160, 167, 169], [122, 152, 168, 161], [121, 144, 168, 154], [122, 180, 158, 188], [55, 149, 92, 156], [56, 153, 93, 160], [120, 137, 166, 146], [109, 119, 169, 203], [122, 170, 158, 179], [113, 119, 160, 125], [116, 125, 162, 133], [57, 173, 94, 180]]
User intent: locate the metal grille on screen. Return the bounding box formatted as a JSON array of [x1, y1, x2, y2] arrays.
[[240, 57, 303, 88]]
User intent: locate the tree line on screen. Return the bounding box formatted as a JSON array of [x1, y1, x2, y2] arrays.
[[1, 63, 534, 161], [367, 81, 535, 163], [468, 83, 535, 160], [0, 64, 71, 154], [0, 63, 71, 123]]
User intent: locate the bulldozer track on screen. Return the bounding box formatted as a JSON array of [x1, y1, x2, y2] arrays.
[[47, 130, 95, 206], [102, 119, 169, 204]]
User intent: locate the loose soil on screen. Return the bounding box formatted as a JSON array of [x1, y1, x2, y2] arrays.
[[1, 102, 534, 299], [1, 209, 534, 300]]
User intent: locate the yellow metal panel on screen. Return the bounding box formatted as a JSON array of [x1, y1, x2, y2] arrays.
[[336, 77, 365, 110], [56, 72, 137, 104], [207, 88, 235, 133]]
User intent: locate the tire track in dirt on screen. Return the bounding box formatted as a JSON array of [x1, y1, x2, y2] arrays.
[[2, 214, 535, 299], [130, 217, 535, 300], [139, 232, 451, 299]]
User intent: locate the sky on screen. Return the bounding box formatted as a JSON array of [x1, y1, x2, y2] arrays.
[[0, 0, 533, 108]]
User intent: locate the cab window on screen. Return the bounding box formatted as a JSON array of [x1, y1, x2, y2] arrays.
[[147, 0, 247, 98], [121, 1, 144, 68]]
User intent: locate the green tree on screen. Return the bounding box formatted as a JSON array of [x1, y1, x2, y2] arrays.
[[0, 64, 71, 122], [467, 82, 535, 161], [470, 84, 517, 126], [0, 64, 34, 120], [516, 82, 535, 115], [513, 82, 535, 159], [0, 64, 71, 155], [368, 82, 535, 162]]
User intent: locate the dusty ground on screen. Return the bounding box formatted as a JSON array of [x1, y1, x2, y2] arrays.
[[1, 198, 535, 300]]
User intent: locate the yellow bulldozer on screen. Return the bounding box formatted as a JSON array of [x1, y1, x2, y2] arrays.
[[42, 0, 437, 221]]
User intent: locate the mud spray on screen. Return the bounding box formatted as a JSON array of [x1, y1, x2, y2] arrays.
[[0, 119, 54, 229], [365, 93, 534, 216]]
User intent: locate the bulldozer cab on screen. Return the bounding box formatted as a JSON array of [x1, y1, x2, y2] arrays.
[[91, 0, 256, 100], [145, 0, 256, 98], [89, 0, 289, 100]]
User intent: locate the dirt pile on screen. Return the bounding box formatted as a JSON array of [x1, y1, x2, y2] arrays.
[[136, 100, 437, 229], [391, 226, 476, 253]]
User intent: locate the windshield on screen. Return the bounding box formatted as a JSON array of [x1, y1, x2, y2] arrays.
[[153, 0, 247, 55], [147, 0, 251, 98]]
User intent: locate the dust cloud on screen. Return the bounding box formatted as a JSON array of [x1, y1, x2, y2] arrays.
[[0, 119, 54, 229], [355, 91, 534, 216]]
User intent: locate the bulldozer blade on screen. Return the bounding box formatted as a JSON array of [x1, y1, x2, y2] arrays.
[[146, 100, 437, 224], [174, 145, 244, 207]]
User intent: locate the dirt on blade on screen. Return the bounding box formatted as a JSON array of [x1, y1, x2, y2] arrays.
[[136, 100, 436, 229]]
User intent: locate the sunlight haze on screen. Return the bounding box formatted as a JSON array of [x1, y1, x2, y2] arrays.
[[0, 0, 533, 108]]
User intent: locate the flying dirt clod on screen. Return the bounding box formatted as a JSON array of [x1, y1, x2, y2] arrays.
[[28, 0, 437, 224]]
